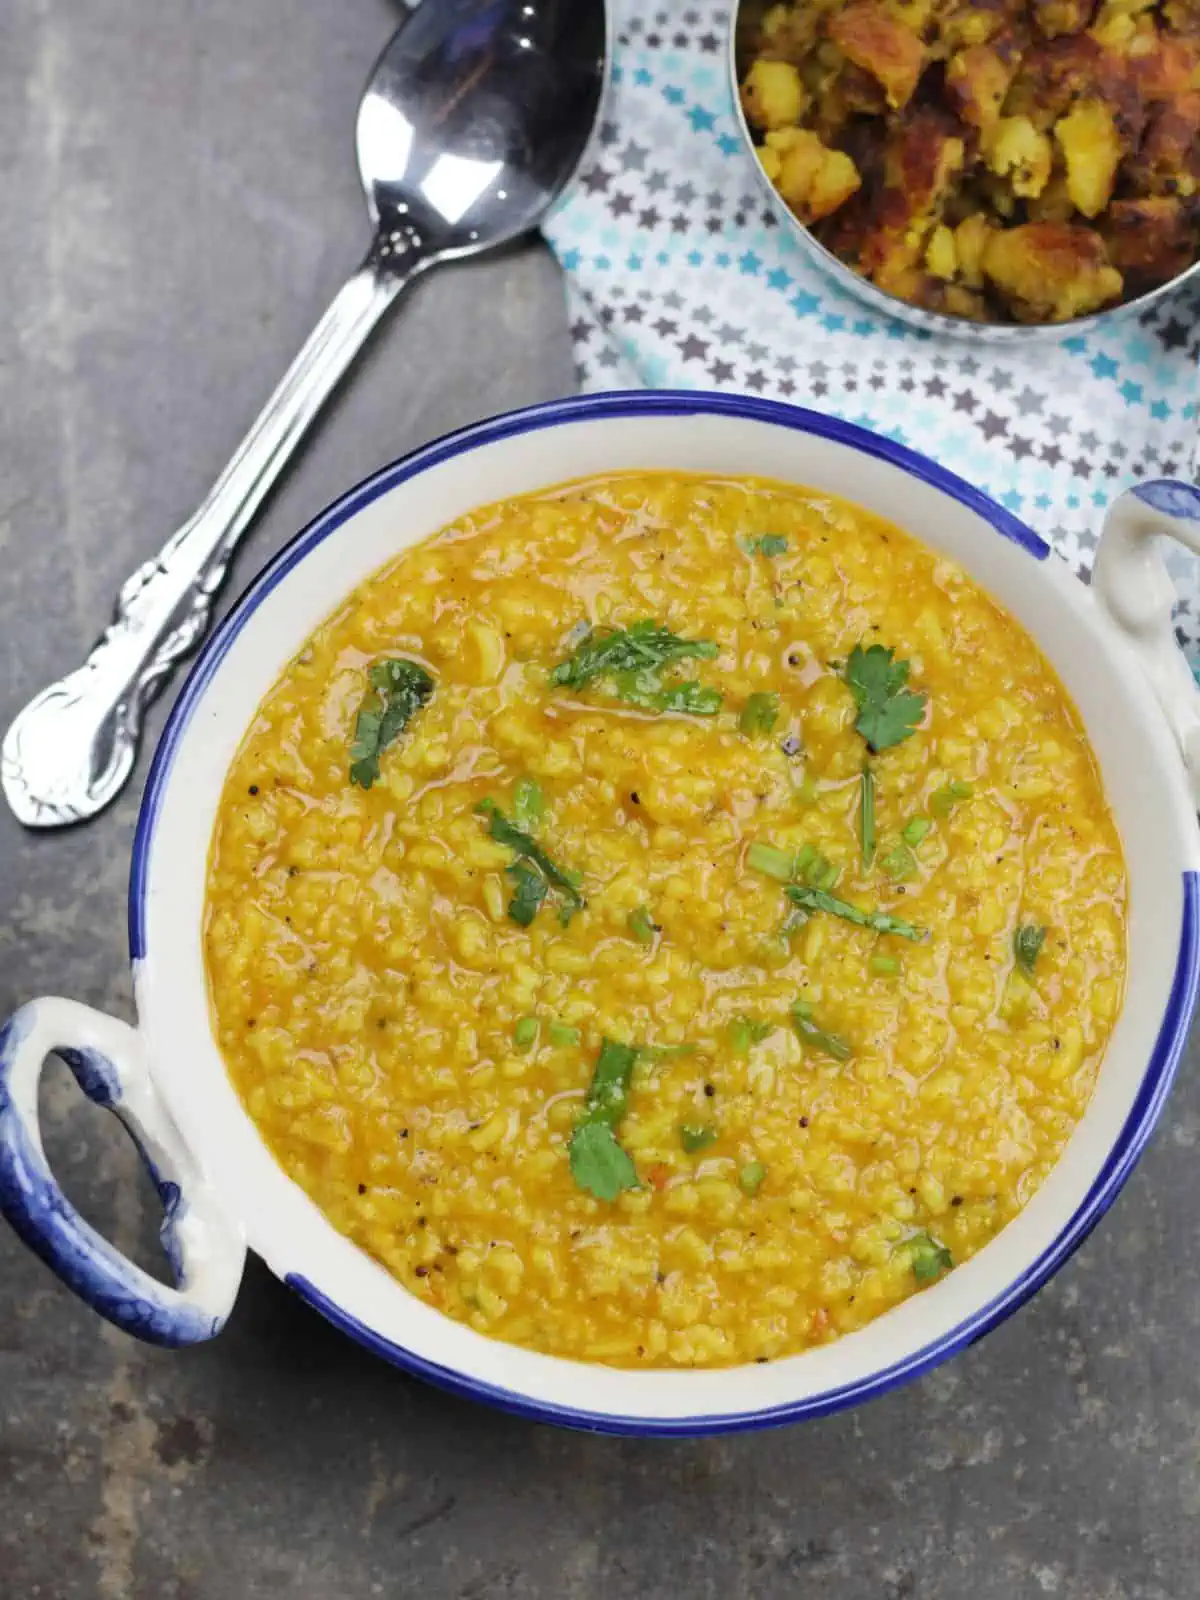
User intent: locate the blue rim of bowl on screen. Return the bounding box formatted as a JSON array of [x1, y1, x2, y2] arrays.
[[129, 389, 1193, 1436]]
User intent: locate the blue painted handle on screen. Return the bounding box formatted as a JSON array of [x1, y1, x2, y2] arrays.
[[0, 998, 244, 1346]]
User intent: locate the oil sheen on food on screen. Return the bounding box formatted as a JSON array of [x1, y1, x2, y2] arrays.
[[204, 473, 1126, 1368]]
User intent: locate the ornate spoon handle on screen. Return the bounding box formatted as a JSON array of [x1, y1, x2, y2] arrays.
[[2, 234, 420, 828]]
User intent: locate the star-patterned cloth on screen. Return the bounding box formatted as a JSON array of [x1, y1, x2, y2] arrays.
[[543, 0, 1200, 645]]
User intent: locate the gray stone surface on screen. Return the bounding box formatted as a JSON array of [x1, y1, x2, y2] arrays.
[[1, 3, 1198, 1598]]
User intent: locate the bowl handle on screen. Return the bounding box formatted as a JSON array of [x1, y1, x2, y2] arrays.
[[1093, 479, 1200, 808], [0, 997, 245, 1345]]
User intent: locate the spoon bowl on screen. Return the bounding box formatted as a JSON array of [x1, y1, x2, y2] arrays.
[[360, 0, 606, 260], [2, 0, 607, 828]]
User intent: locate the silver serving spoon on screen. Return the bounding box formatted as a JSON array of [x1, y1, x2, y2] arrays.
[[3, 0, 607, 828]]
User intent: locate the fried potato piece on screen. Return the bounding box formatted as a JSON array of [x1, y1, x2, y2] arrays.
[[1004, 34, 1112, 125], [954, 213, 994, 284], [1102, 196, 1200, 288], [983, 221, 1123, 317], [926, 222, 959, 276], [846, 111, 965, 283], [946, 42, 1023, 131], [1054, 98, 1123, 214], [1163, 0, 1200, 29], [1024, 171, 1078, 219], [742, 58, 808, 130], [764, 127, 863, 220], [1033, 0, 1097, 35], [828, 1, 926, 107], [757, 0, 842, 61], [985, 114, 1055, 194], [809, 59, 888, 142], [1127, 27, 1200, 98], [1128, 92, 1200, 196], [937, 0, 1017, 55]]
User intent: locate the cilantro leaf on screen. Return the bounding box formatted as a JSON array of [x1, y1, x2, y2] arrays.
[[738, 1160, 767, 1195], [902, 816, 931, 846], [568, 1120, 638, 1202], [740, 691, 780, 737], [729, 1016, 773, 1055], [477, 799, 585, 926], [584, 1038, 639, 1124], [506, 860, 548, 927], [930, 778, 974, 817], [551, 620, 718, 689], [614, 670, 722, 716], [881, 843, 916, 881], [791, 1001, 853, 1060], [568, 1038, 641, 1200], [512, 777, 545, 828], [550, 620, 722, 717], [860, 764, 876, 869], [1013, 923, 1047, 976], [785, 884, 924, 941], [349, 659, 435, 788], [740, 534, 788, 557], [680, 1123, 718, 1153], [909, 1232, 953, 1283], [843, 644, 926, 753]]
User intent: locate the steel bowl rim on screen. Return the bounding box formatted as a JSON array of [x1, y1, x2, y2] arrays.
[[724, 1, 1200, 343]]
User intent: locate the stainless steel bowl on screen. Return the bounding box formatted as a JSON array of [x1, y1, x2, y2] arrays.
[[728, 0, 1200, 344]]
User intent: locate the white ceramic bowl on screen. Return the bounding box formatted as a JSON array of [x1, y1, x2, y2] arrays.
[[3, 393, 1200, 1435]]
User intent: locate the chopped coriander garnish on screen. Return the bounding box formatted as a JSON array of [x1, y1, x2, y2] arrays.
[[870, 953, 900, 976], [476, 799, 585, 927], [860, 765, 876, 870], [740, 534, 788, 557], [1013, 923, 1047, 976], [791, 1001, 853, 1060], [843, 644, 926, 753], [882, 843, 916, 881], [568, 1038, 640, 1201], [613, 670, 722, 716], [902, 816, 932, 847], [729, 1016, 773, 1055], [551, 620, 718, 688], [909, 1232, 953, 1283], [548, 1021, 581, 1048], [792, 768, 819, 806], [628, 904, 658, 945], [740, 691, 781, 738], [747, 841, 796, 882], [513, 1016, 539, 1052], [930, 778, 974, 818], [550, 621, 720, 715], [349, 659, 435, 788], [569, 1121, 637, 1203], [747, 841, 841, 890], [643, 1042, 698, 1063], [506, 860, 548, 925], [512, 777, 545, 829], [785, 884, 924, 941], [738, 1160, 767, 1196], [680, 1123, 718, 1153]]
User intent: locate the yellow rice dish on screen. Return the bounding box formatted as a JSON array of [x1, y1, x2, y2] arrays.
[[204, 473, 1126, 1369]]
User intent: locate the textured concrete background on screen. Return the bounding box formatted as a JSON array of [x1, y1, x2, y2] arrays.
[[2, 3, 1199, 1597]]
